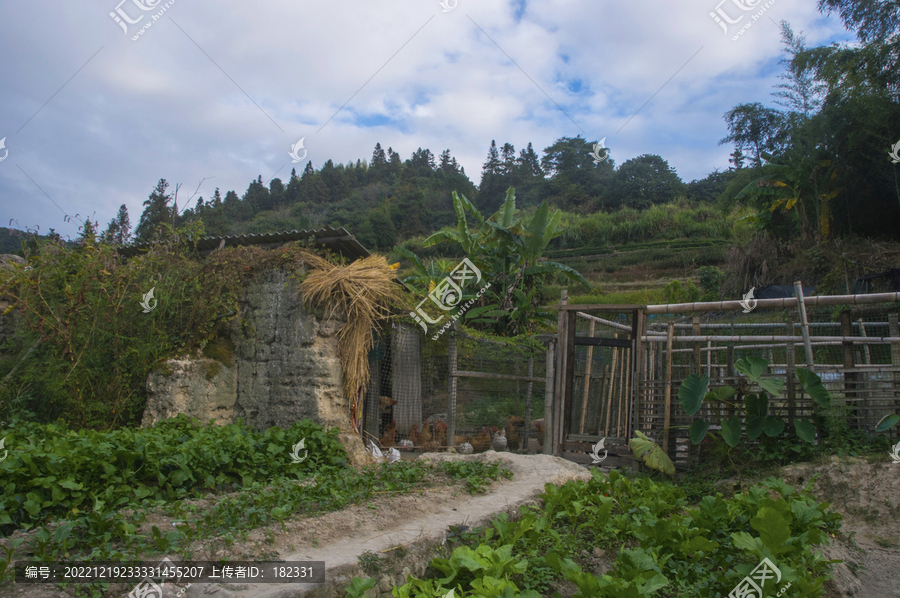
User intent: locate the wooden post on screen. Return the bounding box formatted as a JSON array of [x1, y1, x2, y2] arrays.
[[840, 310, 858, 427], [795, 281, 815, 370], [692, 315, 701, 374], [553, 290, 568, 456], [563, 308, 577, 454], [544, 341, 555, 454], [579, 320, 596, 434], [663, 322, 674, 454], [629, 309, 643, 440], [447, 321, 458, 450], [523, 354, 534, 452], [785, 320, 796, 426]]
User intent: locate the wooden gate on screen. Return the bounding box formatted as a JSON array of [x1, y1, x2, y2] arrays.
[[553, 292, 644, 467]]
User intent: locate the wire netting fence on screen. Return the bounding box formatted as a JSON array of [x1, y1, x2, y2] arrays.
[[362, 325, 549, 456]]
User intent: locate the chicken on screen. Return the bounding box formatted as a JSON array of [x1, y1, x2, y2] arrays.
[[453, 434, 468, 446], [409, 424, 420, 447], [506, 416, 523, 451], [397, 439, 414, 451], [533, 419, 544, 447], [471, 427, 492, 453], [433, 420, 448, 447], [379, 396, 396, 435], [419, 422, 432, 445], [423, 440, 441, 453], [457, 442, 473, 454], [380, 421, 397, 449], [491, 427, 507, 451]]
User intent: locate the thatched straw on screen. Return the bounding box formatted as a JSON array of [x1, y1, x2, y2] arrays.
[[298, 252, 401, 434]]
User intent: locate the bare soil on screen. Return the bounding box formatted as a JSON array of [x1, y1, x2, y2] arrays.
[[1, 453, 897, 598]]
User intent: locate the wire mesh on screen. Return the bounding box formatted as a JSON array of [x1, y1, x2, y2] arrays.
[[363, 325, 548, 456]]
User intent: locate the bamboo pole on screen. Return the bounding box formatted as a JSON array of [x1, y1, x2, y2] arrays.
[[579, 320, 596, 434], [692, 316, 701, 374], [858, 318, 872, 365], [795, 281, 815, 370], [641, 335, 900, 343], [596, 362, 610, 435], [662, 322, 674, 452], [553, 290, 567, 456], [604, 341, 619, 437], [643, 291, 900, 314], [616, 341, 626, 437]]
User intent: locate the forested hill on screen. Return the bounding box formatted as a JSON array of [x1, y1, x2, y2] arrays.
[[122, 136, 736, 252]]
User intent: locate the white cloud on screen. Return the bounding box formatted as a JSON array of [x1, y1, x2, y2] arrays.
[[0, 0, 852, 239]]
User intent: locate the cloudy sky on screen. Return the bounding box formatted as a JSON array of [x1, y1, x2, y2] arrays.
[[0, 0, 850, 241]]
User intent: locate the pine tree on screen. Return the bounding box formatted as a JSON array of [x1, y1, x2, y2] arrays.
[[134, 179, 173, 243], [500, 143, 516, 176], [371, 142, 387, 167], [518, 142, 543, 178], [482, 140, 501, 175], [101, 204, 132, 245]]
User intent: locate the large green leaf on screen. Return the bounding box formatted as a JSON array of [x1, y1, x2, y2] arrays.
[[707, 385, 737, 403], [875, 414, 900, 432], [629, 431, 675, 475], [734, 356, 784, 396], [745, 415, 766, 441], [794, 418, 817, 442], [720, 416, 743, 448], [689, 419, 710, 444], [796, 367, 831, 407], [762, 416, 786, 437], [392, 245, 426, 272], [750, 507, 792, 553], [744, 392, 769, 417], [678, 373, 709, 417]]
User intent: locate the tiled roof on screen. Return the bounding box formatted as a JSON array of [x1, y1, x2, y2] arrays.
[[117, 226, 370, 260]]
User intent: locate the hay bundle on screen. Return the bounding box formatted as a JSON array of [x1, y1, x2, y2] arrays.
[[298, 252, 401, 434]]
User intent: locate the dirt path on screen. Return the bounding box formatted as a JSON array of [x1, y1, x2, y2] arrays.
[[779, 458, 900, 597], [150, 452, 590, 598]]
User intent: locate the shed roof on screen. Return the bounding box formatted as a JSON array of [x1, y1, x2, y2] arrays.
[[117, 226, 370, 260]]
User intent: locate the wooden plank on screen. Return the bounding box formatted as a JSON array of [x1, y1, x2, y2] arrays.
[[575, 337, 632, 348], [579, 320, 596, 434], [450, 370, 545, 383]]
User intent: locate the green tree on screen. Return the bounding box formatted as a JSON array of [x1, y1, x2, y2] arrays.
[[134, 179, 174, 243], [101, 204, 132, 245], [611, 155, 685, 208], [415, 188, 589, 336], [719, 103, 786, 172]]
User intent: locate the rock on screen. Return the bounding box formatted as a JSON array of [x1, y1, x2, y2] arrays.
[[592, 547, 606, 558], [0, 254, 25, 270], [338, 432, 372, 467]]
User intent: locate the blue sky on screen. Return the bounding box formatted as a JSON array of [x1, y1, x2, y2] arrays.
[[0, 0, 852, 240]]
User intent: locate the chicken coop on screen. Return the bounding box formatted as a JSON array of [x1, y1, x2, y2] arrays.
[[361, 322, 553, 458]]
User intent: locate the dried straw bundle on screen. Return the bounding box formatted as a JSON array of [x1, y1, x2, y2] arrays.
[[298, 252, 401, 433]]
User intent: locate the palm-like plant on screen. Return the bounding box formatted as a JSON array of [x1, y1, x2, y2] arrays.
[[399, 187, 589, 336]]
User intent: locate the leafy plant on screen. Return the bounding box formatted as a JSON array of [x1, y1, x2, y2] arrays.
[[401, 188, 590, 336], [678, 356, 831, 448]]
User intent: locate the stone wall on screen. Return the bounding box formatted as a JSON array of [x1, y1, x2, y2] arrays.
[[142, 267, 347, 432]]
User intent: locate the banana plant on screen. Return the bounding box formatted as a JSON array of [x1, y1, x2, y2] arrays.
[[734, 152, 843, 241], [407, 187, 590, 336], [677, 356, 830, 447]]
